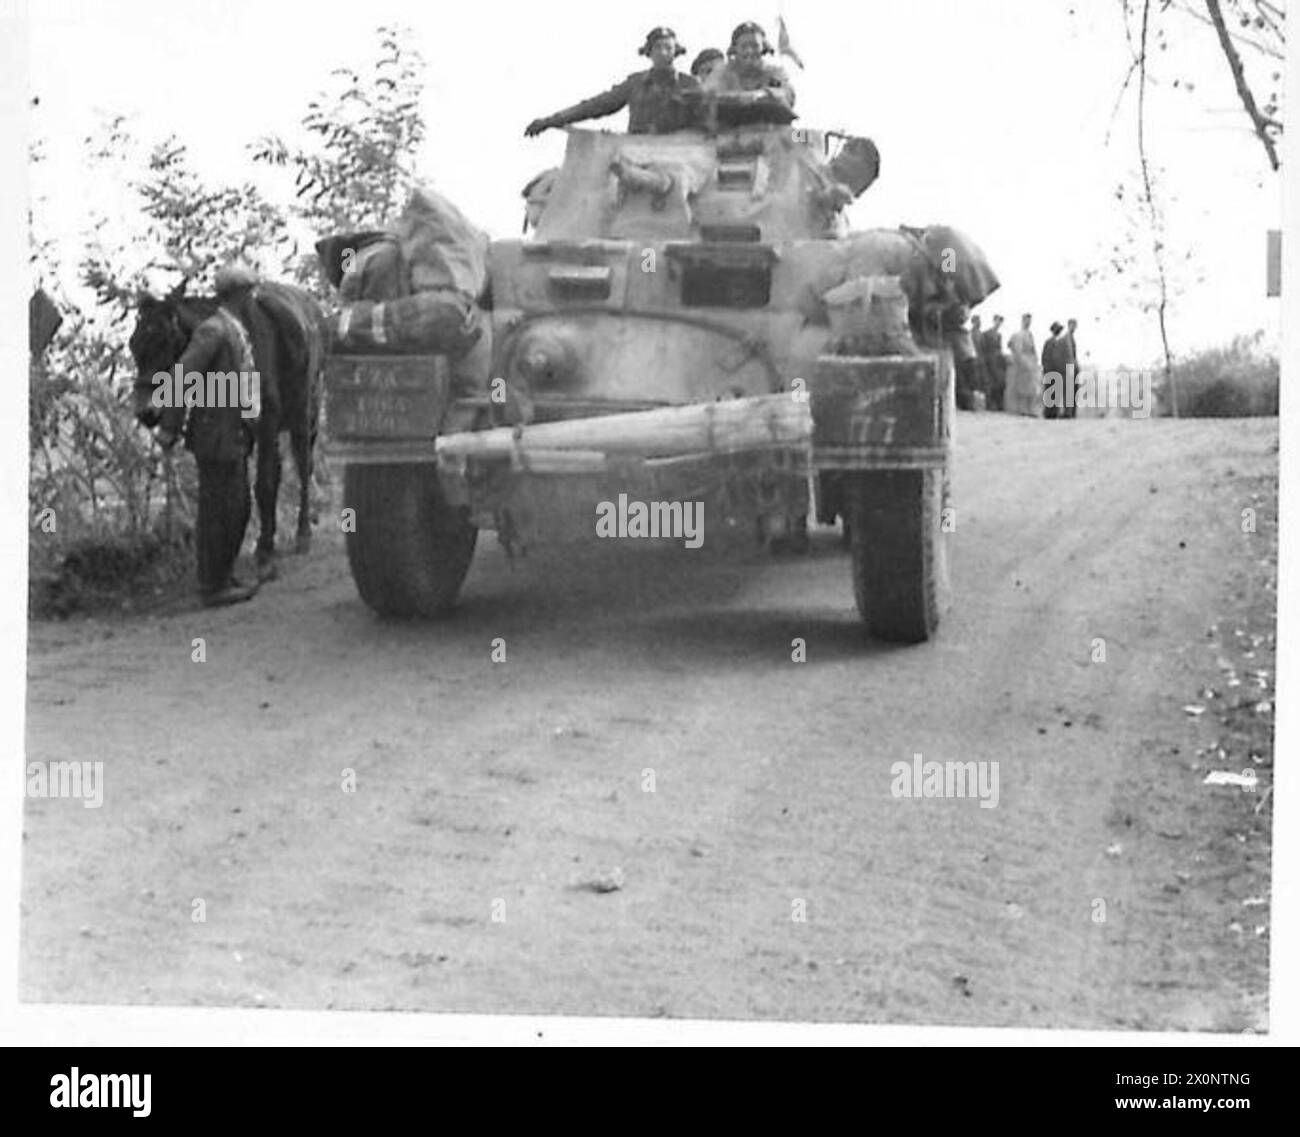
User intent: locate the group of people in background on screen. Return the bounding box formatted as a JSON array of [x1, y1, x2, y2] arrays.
[[952, 312, 1081, 418]]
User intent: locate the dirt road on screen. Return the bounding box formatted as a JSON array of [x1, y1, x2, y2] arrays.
[[21, 415, 1275, 1030]]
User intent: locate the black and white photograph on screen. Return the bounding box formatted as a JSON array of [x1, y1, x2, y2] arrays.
[[4, 0, 1295, 1051]]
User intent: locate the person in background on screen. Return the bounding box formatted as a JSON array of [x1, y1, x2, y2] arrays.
[[1041, 321, 1067, 419], [1006, 313, 1041, 417], [524, 27, 701, 137], [980, 314, 1007, 411], [949, 306, 979, 411], [969, 313, 989, 404], [1062, 317, 1080, 418]]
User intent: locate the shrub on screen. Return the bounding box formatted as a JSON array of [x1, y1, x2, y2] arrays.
[[1162, 332, 1279, 417], [30, 529, 194, 620]]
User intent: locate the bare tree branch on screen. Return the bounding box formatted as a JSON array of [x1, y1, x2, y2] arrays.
[[1169, 0, 1285, 57], [1136, 0, 1180, 413], [1251, 0, 1286, 42], [1105, 57, 1142, 144], [1205, 0, 1283, 170]]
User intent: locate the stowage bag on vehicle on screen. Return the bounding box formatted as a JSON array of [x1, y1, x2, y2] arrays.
[[331, 291, 482, 357], [338, 236, 408, 303], [396, 185, 490, 300]]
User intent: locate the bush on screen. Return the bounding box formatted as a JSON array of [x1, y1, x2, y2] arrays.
[[29, 529, 194, 619], [1163, 332, 1279, 417], [28, 307, 202, 617], [29, 317, 179, 540]]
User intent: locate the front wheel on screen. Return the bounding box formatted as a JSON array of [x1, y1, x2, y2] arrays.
[[844, 468, 950, 643], [343, 464, 477, 617]]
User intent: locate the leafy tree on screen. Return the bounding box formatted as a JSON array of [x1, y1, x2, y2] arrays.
[[80, 116, 295, 316], [251, 23, 426, 286]]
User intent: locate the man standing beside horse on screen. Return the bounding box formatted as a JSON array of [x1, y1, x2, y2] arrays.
[[155, 265, 262, 608]]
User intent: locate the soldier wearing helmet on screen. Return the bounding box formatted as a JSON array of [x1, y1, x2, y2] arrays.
[[690, 48, 725, 83], [524, 27, 702, 137], [702, 21, 796, 116]]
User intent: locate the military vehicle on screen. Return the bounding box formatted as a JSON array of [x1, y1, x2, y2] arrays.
[[322, 102, 997, 643]]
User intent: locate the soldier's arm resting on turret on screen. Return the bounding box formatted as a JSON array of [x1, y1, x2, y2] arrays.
[[525, 76, 634, 136], [762, 65, 795, 108], [699, 61, 794, 127]]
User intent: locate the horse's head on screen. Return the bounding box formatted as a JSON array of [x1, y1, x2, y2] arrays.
[[128, 281, 194, 428]]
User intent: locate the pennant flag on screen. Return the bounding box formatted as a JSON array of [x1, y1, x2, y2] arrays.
[[776, 15, 804, 69]]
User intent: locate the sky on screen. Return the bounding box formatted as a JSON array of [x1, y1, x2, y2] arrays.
[[19, 0, 1287, 368]]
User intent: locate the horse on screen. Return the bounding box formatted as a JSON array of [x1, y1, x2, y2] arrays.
[[128, 278, 326, 572]]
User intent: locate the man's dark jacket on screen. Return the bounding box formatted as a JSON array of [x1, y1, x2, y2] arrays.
[[159, 306, 256, 462], [546, 68, 701, 133], [1041, 334, 1070, 377]]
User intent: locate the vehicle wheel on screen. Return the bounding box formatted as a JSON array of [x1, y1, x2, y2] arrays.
[[343, 464, 477, 617], [844, 467, 950, 643]]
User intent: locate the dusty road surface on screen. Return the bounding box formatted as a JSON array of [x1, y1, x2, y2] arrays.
[[22, 415, 1275, 1030]]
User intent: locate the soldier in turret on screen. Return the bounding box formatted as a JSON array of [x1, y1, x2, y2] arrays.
[[690, 48, 725, 83], [524, 27, 701, 137], [702, 21, 797, 122]]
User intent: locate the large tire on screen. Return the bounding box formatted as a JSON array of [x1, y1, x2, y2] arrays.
[[845, 468, 950, 643], [343, 464, 477, 617]]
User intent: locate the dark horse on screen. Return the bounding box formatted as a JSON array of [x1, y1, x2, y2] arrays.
[[129, 279, 326, 569]]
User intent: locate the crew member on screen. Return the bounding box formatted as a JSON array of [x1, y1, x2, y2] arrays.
[[690, 48, 725, 83], [702, 21, 797, 124], [524, 27, 701, 137]]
